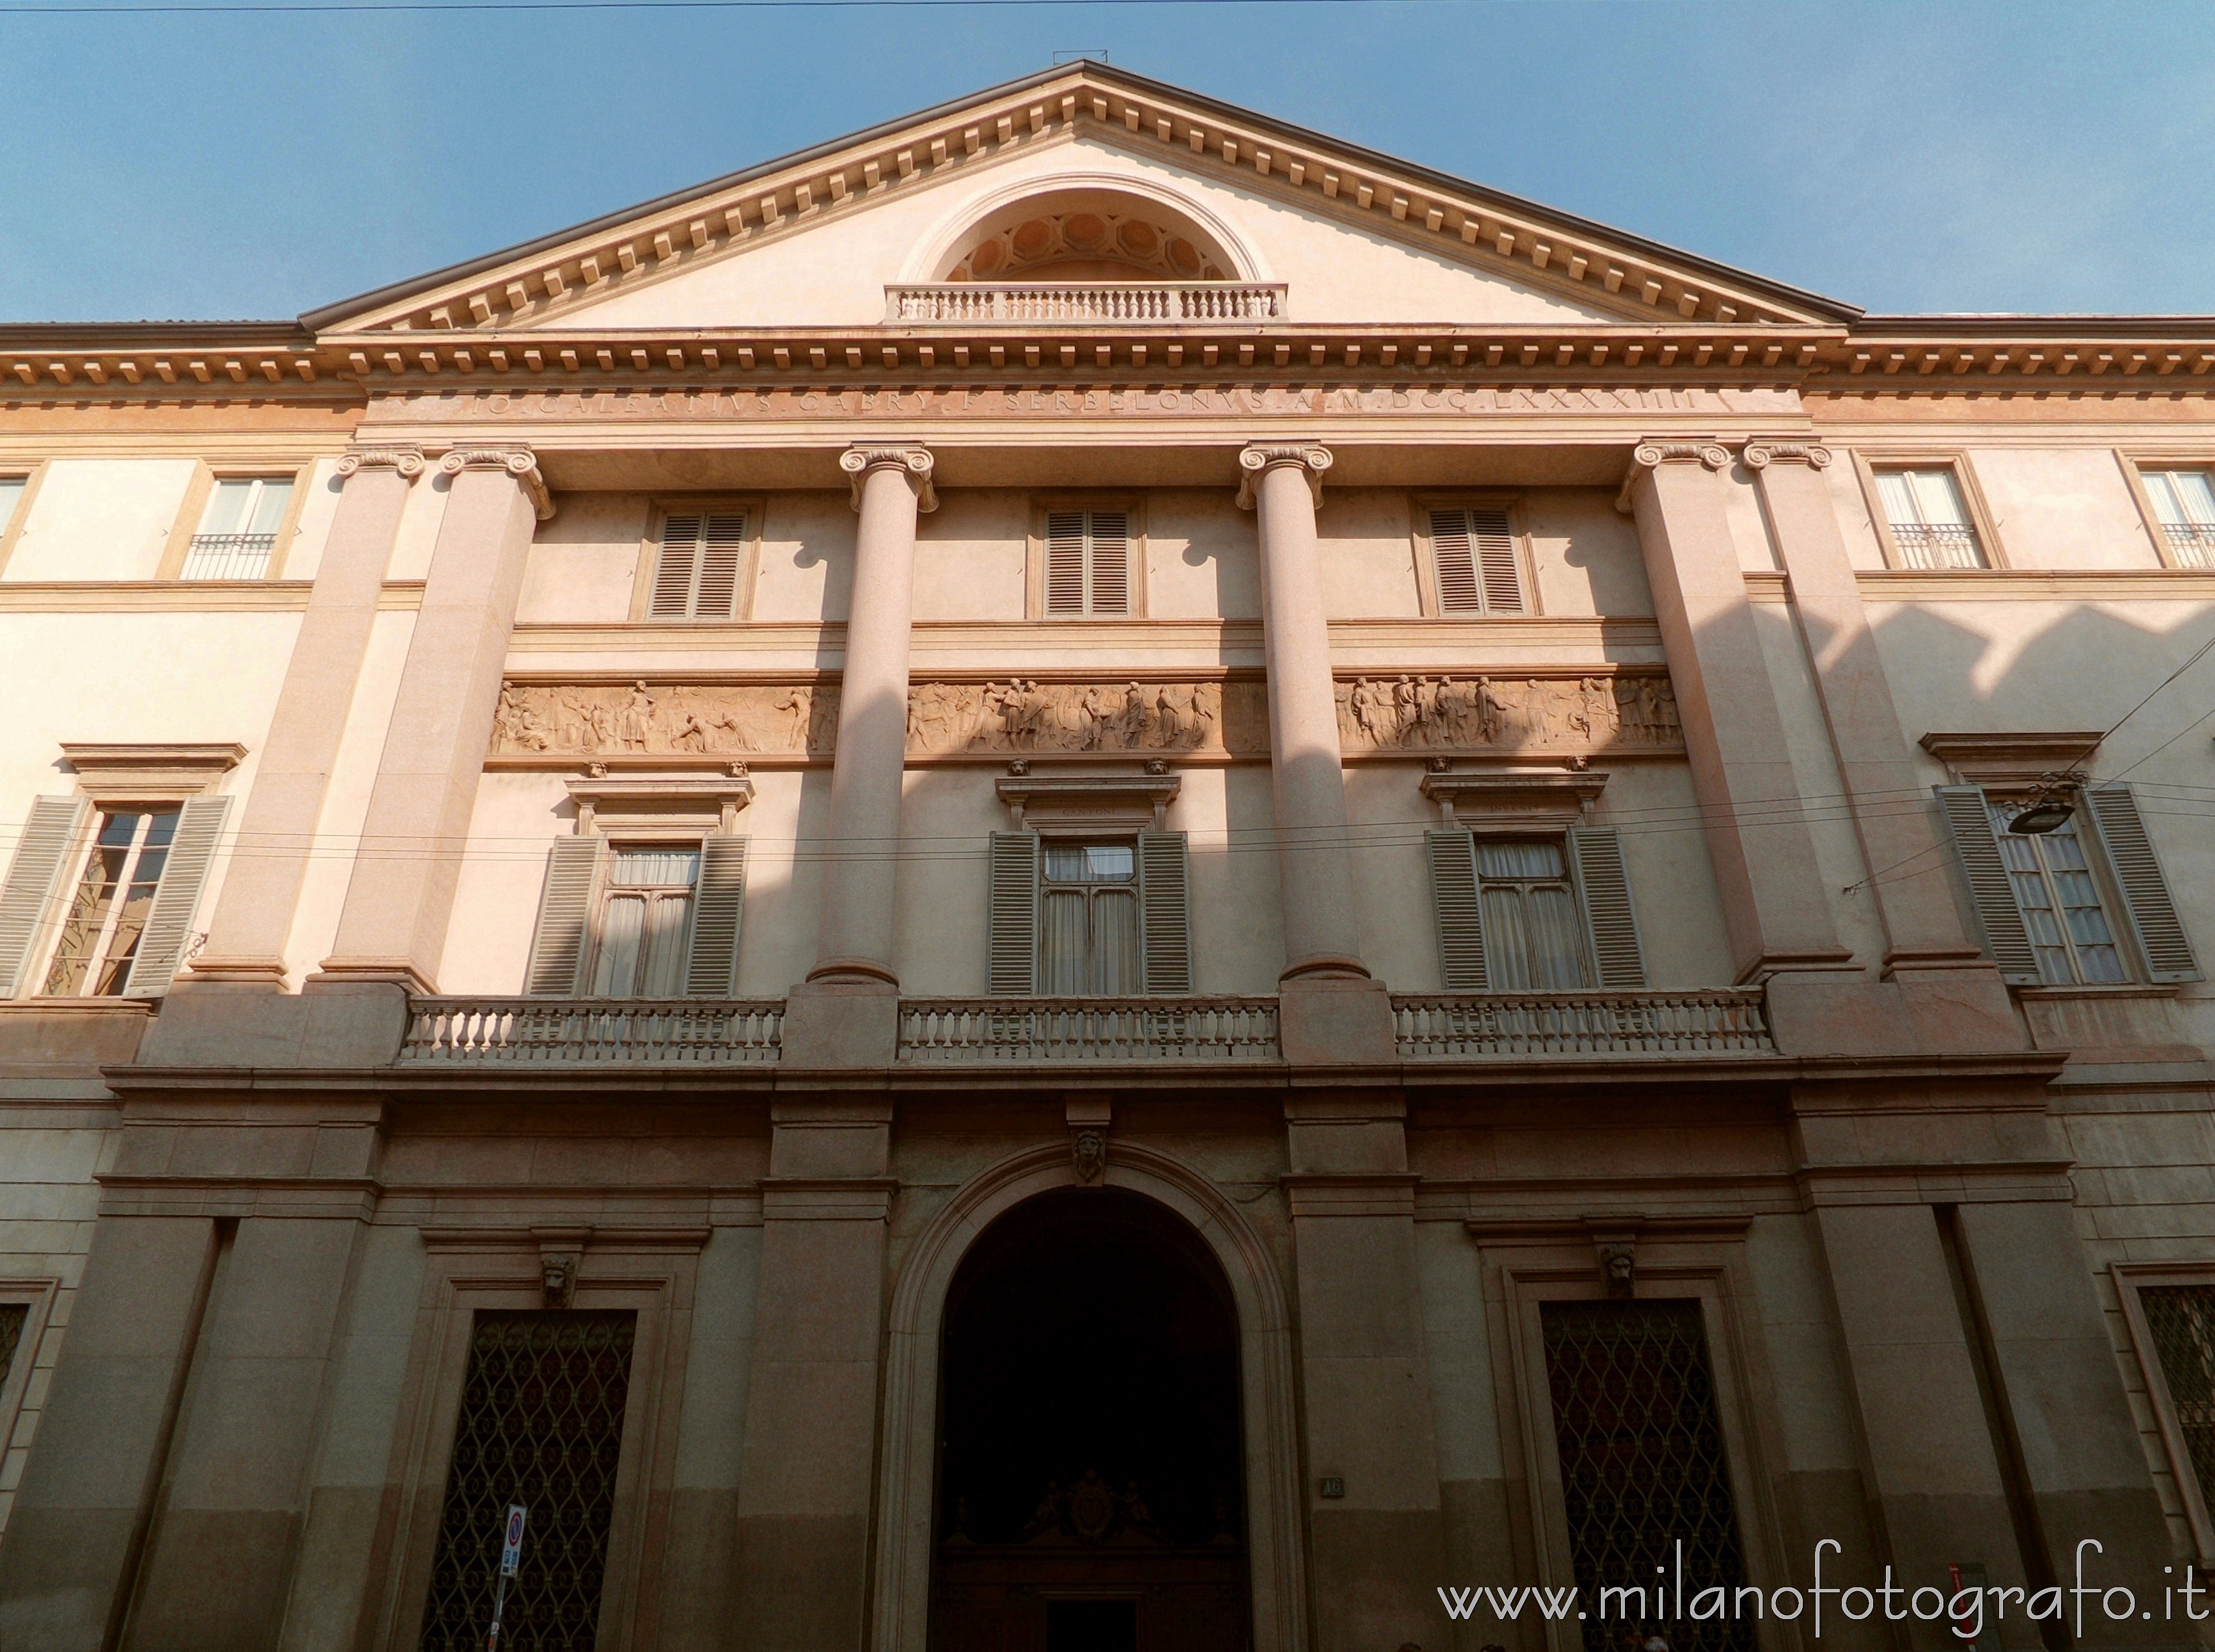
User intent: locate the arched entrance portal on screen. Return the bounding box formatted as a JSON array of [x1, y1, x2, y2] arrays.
[[929, 1189, 1251, 1652]]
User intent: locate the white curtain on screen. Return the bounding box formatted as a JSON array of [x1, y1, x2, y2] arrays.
[[591, 894, 646, 996], [1041, 890, 1088, 995], [2149, 470, 2215, 525], [1092, 888, 1138, 994]]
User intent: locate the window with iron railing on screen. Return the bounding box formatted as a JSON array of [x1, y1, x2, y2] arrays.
[[1874, 466, 1987, 568], [182, 475, 293, 579], [2144, 468, 2215, 569]]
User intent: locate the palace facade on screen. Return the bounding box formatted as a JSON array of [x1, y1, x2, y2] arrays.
[[1, 60, 2213, 1652]]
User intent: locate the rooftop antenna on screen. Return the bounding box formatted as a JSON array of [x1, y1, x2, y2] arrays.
[[1053, 50, 1107, 64]]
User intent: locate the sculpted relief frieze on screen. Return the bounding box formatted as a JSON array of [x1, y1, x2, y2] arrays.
[[488, 673, 1681, 762]]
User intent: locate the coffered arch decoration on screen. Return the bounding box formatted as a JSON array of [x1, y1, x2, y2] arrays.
[[868, 1138, 1308, 1652], [909, 176, 1266, 285]]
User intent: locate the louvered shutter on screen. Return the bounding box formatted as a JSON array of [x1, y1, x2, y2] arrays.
[[1933, 785, 2040, 984], [524, 835, 602, 995], [0, 795, 89, 998], [1137, 830, 1192, 994], [122, 795, 231, 998], [1431, 508, 1524, 615], [684, 834, 750, 996], [1088, 510, 1131, 615], [651, 514, 704, 617], [2081, 784, 2201, 983], [987, 832, 1040, 996], [1044, 511, 1088, 616], [1425, 828, 1488, 990], [1568, 827, 1645, 988]]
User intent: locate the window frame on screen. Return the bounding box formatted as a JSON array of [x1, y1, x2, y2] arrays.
[[1471, 835, 1594, 991], [2111, 1262, 2215, 1566], [628, 494, 766, 622], [1850, 451, 2008, 571], [582, 839, 704, 1000], [36, 804, 184, 999], [1026, 494, 1147, 620], [1410, 491, 1538, 617], [2116, 450, 2215, 571], [0, 1277, 60, 1523], [0, 460, 48, 579], [1983, 793, 2131, 987], [1034, 833, 1144, 996], [157, 460, 314, 581], [373, 1229, 702, 1652]]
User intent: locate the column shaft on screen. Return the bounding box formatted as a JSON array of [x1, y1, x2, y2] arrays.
[[1622, 442, 1851, 979], [316, 450, 547, 992], [190, 451, 419, 984]]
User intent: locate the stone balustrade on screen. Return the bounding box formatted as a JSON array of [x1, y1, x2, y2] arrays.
[[1391, 989, 1775, 1058], [400, 997, 785, 1063], [897, 997, 1282, 1062], [884, 282, 1286, 324]]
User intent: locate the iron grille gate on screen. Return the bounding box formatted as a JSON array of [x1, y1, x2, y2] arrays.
[[0, 1303, 24, 1388], [2140, 1285, 2215, 1513], [419, 1311, 636, 1651], [1541, 1300, 1753, 1652]]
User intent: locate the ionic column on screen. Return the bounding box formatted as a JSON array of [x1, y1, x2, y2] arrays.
[[189, 447, 421, 986], [807, 444, 934, 986], [1619, 440, 1851, 980], [1742, 439, 1987, 975], [1237, 443, 1368, 982], [315, 448, 551, 992]]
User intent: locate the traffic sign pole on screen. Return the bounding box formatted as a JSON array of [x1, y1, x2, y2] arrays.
[[486, 1503, 527, 1652]]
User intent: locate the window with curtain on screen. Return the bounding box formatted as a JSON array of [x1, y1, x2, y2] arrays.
[[587, 847, 699, 997], [42, 807, 178, 996], [1873, 465, 1986, 568], [1988, 801, 2125, 985], [1039, 841, 1140, 994], [2143, 468, 2215, 568], [184, 475, 293, 579], [0, 476, 26, 537], [1476, 840, 1589, 991]]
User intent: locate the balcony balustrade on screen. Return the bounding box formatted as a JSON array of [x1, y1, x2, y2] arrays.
[[2161, 521, 2215, 568], [897, 997, 1281, 1062], [400, 997, 784, 1064], [884, 282, 1286, 325], [1888, 522, 1985, 569], [1391, 989, 1775, 1059], [179, 532, 278, 580]]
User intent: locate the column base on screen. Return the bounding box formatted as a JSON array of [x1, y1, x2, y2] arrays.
[[1277, 975, 1398, 1067], [138, 978, 410, 1068], [306, 958, 437, 995], [780, 977, 900, 1070], [182, 955, 292, 988], [1765, 965, 2028, 1058]]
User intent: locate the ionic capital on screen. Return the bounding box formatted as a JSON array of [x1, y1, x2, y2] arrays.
[[1235, 442, 1333, 510], [335, 445, 425, 480], [1741, 438, 1835, 472], [440, 446, 555, 519], [840, 443, 937, 513], [1614, 437, 1733, 514]]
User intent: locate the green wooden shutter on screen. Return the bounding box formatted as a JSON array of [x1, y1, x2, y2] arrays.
[[123, 795, 231, 998], [524, 835, 602, 995], [987, 832, 1040, 996], [684, 834, 750, 996], [0, 795, 89, 998], [1933, 785, 2040, 984], [1138, 830, 1193, 994], [1568, 826, 1645, 988], [2081, 784, 2201, 983], [1425, 827, 1488, 991]]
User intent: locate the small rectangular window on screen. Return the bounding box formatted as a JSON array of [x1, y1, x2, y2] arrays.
[[184, 476, 293, 579], [0, 476, 26, 536], [1987, 801, 2126, 985], [1874, 466, 1986, 568], [650, 510, 749, 619], [1043, 509, 1131, 616], [42, 808, 180, 996], [2143, 468, 2215, 569], [1475, 840, 1588, 990], [587, 847, 699, 998], [0, 1302, 25, 1389], [1428, 506, 1526, 614], [2138, 1284, 2215, 1523], [1039, 840, 1139, 994]]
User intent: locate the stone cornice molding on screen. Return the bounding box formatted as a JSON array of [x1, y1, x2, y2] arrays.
[[1918, 730, 2105, 785], [839, 442, 938, 512], [1614, 436, 1731, 513], [334, 445, 424, 479], [1741, 437, 1833, 471], [440, 445, 555, 519], [1234, 442, 1331, 509]]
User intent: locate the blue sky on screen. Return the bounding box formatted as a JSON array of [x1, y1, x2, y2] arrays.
[[3, 0, 2210, 322]]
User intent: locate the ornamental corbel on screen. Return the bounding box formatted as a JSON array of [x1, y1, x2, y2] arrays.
[[840, 443, 938, 513], [1740, 438, 1835, 471], [1613, 437, 1733, 514], [1235, 442, 1333, 509], [440, 446, 556, 520], [334, 445, 425, 480]]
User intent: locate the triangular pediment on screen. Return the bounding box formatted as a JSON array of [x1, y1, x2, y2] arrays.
[[306, 64, 1855, 340]]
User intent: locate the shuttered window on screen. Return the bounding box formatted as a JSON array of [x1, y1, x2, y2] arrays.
[[1043, 509, 1132, 616], [1936, 783, 2199, 986], [1425, 827, 1644, 993], [522, 833, 749, 997], [650, 510, 749, 619], [986, 830, 1191, 995], [1429, 507, 1526, 615], [0, 795, 90, 998]]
